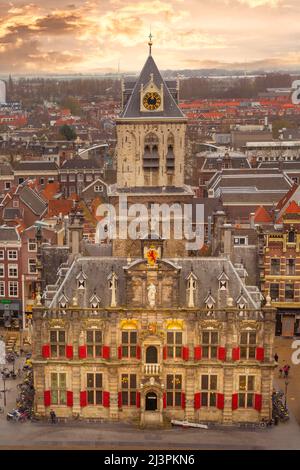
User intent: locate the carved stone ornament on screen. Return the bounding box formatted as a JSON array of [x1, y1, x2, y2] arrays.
[[165, 319, 184, 330], [120, 319, 139, 330], [48, 319, 66, 328], [82, 319, 105, 329], [199, 320, 222, 330]]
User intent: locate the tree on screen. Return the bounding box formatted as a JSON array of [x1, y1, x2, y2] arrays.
[[59, 124, 77, 141]]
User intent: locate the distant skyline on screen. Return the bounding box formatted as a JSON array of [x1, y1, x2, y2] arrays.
[[0, 0, 299, 74]]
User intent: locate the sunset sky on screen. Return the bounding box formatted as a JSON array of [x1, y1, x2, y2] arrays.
[[0, 0, 299, 74]]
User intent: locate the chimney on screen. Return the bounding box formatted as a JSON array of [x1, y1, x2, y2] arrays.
[[68, 206, 84, 256]]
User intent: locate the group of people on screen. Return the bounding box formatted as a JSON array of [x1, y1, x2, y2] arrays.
[[274, 353, 291, 379]]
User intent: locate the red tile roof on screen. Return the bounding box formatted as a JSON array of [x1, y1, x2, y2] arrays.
[[284, 200, 300, 214], [48, 199, 73, 217], [254, 205, 273, 223]]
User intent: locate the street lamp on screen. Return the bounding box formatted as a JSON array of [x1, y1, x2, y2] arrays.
[[284, 380, 289, 409]]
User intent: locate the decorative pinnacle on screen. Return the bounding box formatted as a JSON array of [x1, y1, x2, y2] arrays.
[[148, 31, 153, 56]]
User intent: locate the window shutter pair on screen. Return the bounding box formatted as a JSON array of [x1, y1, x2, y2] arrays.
[[42, 344, 50, 358], [181, 346, 189, 361], [44, 390, 73, 407], [232, 393, 262, 411], [194, 392, 224, 409], [255, 347, 264, 362]]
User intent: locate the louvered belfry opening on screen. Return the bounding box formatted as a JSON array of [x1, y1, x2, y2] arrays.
[[166, 133, 175, 172], [143, 133, 159, 183]]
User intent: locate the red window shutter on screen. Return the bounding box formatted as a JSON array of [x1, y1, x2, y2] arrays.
[[217, 347, 226, 361], [66, 345, 73, 359], [118, 346, 122, 359], [163, 346, 167, 360], [80, 391, 87, 407], [232, 347, 240, 361], [256, 347, 264, 362], [194, 346, 202, 361], [136, 392, 141, 408], [254, 393, 262, 411], [103, 391, 110, 408], [217, 393, 224, 410], [42, 344, 50, 358], [232, 393, 238, 410], [118, 391, 122, 408], [44, 390, 51, 407], [102, 345, 110, 359], [181, 392, 186, 409], [163, 392, 167, 409], [182, 346, 189, 361], [136, 345, 141, 360], [67, 391, 73, 407], [78, 345, 87, 359], [194, 392, 201, 409]]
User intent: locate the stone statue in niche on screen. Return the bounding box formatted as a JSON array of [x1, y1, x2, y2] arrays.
[[147, 283, 156, 307]]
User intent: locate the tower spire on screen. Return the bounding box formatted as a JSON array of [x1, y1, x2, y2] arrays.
[[148, 30, 153, 56]]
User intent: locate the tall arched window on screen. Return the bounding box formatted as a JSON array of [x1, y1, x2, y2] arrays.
[[143, 133, 159, 172]]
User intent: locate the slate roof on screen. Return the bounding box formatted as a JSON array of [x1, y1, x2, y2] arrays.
[[119, 54, 186, 120], [0, 163, 13, 176], [13, 161, 58, 172], [61, 158, 101, 170], [18, 186, 47, 216], [48, 256, 260, 310]]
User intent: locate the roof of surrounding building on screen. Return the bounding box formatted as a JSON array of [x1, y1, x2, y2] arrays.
[[253, 205, 273, 223], [0, 225, 20, 242], [61, 158, 101, 170], [48, 199, 74, 217], [18, 185, 48, 216], [0, 163, 13, 176], [119, 54, 185, 120], [283, 200, 300, 214], [13, 161, 58, 172]]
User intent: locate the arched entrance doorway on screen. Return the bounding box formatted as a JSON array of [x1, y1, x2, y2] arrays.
[[145, 391, 158, 411], [146, 346, 158, 363]]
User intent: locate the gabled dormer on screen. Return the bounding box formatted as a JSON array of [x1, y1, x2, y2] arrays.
[[89, 290, 101, 309], [76, 268, 87, 290], [204, 290, 216, 312], [218, 269, 229, 291]]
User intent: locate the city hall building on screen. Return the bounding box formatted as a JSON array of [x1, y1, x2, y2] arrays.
[[32, 44, 276, 426]]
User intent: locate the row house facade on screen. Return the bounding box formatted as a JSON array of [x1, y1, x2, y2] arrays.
[[259, 206, 300, 337], [59, 158, 103, 198], [0, 226, 22, 328]]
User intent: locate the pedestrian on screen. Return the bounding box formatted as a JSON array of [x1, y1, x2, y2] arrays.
[[283, 364, 290, 378], [50, 409, 57, 424], [274, 353, 279, 363], [279, 368, 283, 378]]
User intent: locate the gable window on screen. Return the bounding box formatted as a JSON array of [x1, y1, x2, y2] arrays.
[[238, 375, 255, 408], [270, 259, 280, 275], [13, 200, 19, 208], [121, 330, 137, 358], [50, 330, 66, 358], [86, 330, 102, 357], [234, 237, 247, 246], [201, 375, 217, 407], [95, 185, 103, 192], [240, 331, 256, 359], [121, 374, 137, 406], [87, 373, 103, 405], [202, 331, 218, 359], [51, 373, 66, 405], [167, 331, 183, 359]]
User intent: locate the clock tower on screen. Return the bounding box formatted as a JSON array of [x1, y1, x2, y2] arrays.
[[109, 38, 194, 257]]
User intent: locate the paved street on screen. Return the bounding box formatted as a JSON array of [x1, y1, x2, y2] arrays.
[[0, 342, 300, 450]]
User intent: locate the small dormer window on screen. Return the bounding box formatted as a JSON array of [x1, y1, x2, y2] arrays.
[[58, 293, 68, 310], [219, 280, 227, 291], [78, 279, 85, 289], [76, 269, 87, 290], [218, 269, 229, 291]]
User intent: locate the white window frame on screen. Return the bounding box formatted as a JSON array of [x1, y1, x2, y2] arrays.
[[8, 250, 18, 260], [60, 174, 67, 182], [0, 281, 5, 297], [0, 250, 4, 260], [8, 264, 18, 278], [95, 185, 103, 192], [28, 239, 37, 252], [0, 264, 4, 277], [9, 281, 18, 297], [28, 258, 37, 274]]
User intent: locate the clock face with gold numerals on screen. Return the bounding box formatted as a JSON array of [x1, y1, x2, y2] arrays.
[[143, 92, 161, 110]]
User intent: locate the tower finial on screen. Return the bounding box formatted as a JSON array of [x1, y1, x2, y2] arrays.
[[148, 29, 153, 56]]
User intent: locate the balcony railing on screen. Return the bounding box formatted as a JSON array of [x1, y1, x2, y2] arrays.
[[143, 363, 160, 375]]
